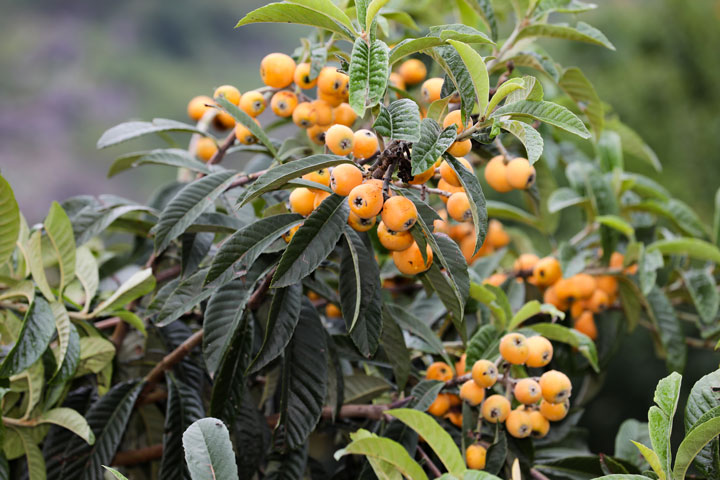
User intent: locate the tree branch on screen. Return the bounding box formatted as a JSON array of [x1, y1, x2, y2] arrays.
[[206, 131, 236, 166], [141, 329, 204, 395], [417, 445, 443, 478], [112, 444, 164, 467]]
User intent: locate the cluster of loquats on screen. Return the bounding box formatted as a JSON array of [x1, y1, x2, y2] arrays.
[[483, 154, 537, 193], [424, 333, 571, 471]]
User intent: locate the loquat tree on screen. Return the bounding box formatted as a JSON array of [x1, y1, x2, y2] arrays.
[[1, 1, 720, 479]]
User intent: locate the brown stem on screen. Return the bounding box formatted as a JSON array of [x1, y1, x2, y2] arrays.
[[394, 182, 452, 198], [382, 157, 398, 198], [417, 445, 443, 478], [265, 396, 414, 428], [94, 317, 121, 330], [112, 444, 163, 467], [155, 264, 182, 283], [206, 131, 236, 166], [530, 468, 552, 480], [141, 330, 204, 396], [226, 169, 268, 190], [248, 267, 277, 310]]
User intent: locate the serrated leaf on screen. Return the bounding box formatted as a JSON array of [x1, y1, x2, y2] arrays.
[[373, 99, 421, 142], [463, 0, 497, 39], [682, 270, 719, 325], [348, 38, 389, 115], [340, 228, 381, 336], [38, 408, 94, 445], [464, 323, 500, 368], [0, 175, 19, 265], [44, 202, 76, 295], [239, 154, 351, 206], [638, 248, 663, 295], [214, 96, 276, 156], [183, 418, 239, 480], [205, 213, 302, 285], [497, 120, 541, 166], [491, 100, 591, 139], [627, 199, 707, 238], [437, 24, 494, 45], [517, 21, 615, 50], [74, 246, 99, 313], [155, 170, 239, 253], [153, 269, 217, 327], [387, 409, 465, 476], [411, 119, 457, 175], [559, 67, 604, 136], [0, 297, 55, 378], [286, 0, 356, 34], [28, 231, 54, 300], [645, 287, 686, 373], [647, 238, 720, 264], [410, 380, 445, 412], [279, 298, 328, 449], [446, 40, 489, 117], [673, 416, 720, 480], [530, 322, 599, 372], [335, 436, 428, 480], [272, 194, 349, 287], [108, 148, 211, 178], [97, 118, 208, 149], [159, 375, 204, 480], [235, 2, 354, 40], [444, 154, 488, 253], [250, 283, 302, 373], [92, 268, 155, 316]]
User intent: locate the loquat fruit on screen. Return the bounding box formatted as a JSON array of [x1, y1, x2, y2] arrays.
[[283, 224, 300, 243], [445, 410, 463, 428], [447, 140, 473, 158], [319, 90, 344, 107], [525, 336, 553, 368], [439, 157, 472, 187], [514, 378, 543, 404], [539, 370, 572, 403], [348, 182, 384, 219], [289, 188, 316, 216], [514, 253, 540, 273], [270, 91, 298, 117], [438, 178, 465, 204], [381, 196, 418, 232], [571, 273, 597, 299], [187, 95, 214, 121], [325, 124, 355, 156], [443, 109, 472, 134], [426, 362, 453, 381], [587, 289, 610, 313], [260, 52, 296, 88], [239, 91, 266, 117], [421, 77, 444, 103], [292, 102, 315, 128], [574, 310, 598, 340], [214, 111, 236, 130], [213, 85, 241, 105], [449, 222, 474, 242], [309, 99, 334, 126], [484, 273, 508, 287], [506, 408, 533, 438], [529, 410, 550, 437], [377, 221, 415, 251], [330, 164, 363, 196], [447, 192, 473, 222], [482, 394, 511, 423], [455, 353, 467, 375], [484, 155, 513, 193], [460, 235, 493, 265], [306, 124, 329, 145], [540, 398, 569, 421], [293, 62, 317, 89], [499, 333, 529, 365], [195, 137, 218, 162], [471, 359, 498, 388], [347, 211, 376, 232], [326, 303, 342, 317], [505, 157, 536, 189], [398, 58, 427, 85], [313, 190, 331, 209], [532, 257, 562, 287], [333, 103, 358, 127], [459, 379, 486, 406], [317, 67, 347, 95], [597, 275, 619, 297], [234, 119, 260, 145], [389, 72, 406, 90], [466, 445, 487, 470], [353, 129, 379, 159], [428, 393, 451, 417], [544, 285, 569, 311], [392, 241, 433, 275], [302, 169, 331, 188]]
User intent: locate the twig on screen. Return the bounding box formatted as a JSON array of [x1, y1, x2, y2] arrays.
[[95, 317, 121, 329], [394, 182, 452, 198], [266, 396, 414, 427], [494, 138, 510, 158], [383, 157, 399, 198], [206, 131, 236, 166], [112, 444, 164, 467], [141, 330, 204, 395], [530, 468, 552, 480], [155, 264, 182, 283], [248, 267, 277, 309], [417, 445, 443, 478], [226, 169, 268, 190]]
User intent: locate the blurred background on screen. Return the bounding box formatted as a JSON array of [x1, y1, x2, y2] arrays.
[[1, 0, 718, 454]]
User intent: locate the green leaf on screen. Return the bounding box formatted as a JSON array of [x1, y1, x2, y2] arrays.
[[559, 67, 604, 136], [651, 372, 682, 476], [411, 119, 457, 175], [59, 380, 143, 479], [715, 187, 720, 248], [386, 303, 449, 362], [516, 21, 615, 50], [547, 188, 587, 213], [153, 268, 220, 327], [373, 99, 421, 142], [214, 96, 277, 157], [50, 302, 71, 377], [463, 0, 497, 40], [535, 0, 598, 15], [431, 45, 477, 124], [632, 441, 666, 480], [239, 154, 351, 207], [235, 2, 354, 40], [606, 119, 661, 171], [465, 323, 500, 367], [155, 170, 239, 253], [50, 322, 80, 384], [647, 238, 720, 264], [444, 154, 488, 255], [286, 0, 356, 34], [486, 200, 542, 228], [498, 120, 543, 165], [0, 297, 55, 378], [445, 40, 489, 117], [38, 408, 94, 445], [344, 375, 392, 404], [627, 200, 707, 238], [380, 313, 411, 390], [265, 445, 308, 480], [530, 322, 599, 372], [69, 203, 156, 247], [684, 369, 720, 479], [349, 38, 389, 115], [12, 427, 46, 480], [508, 300, 541, 330], [279, 298, 328, 449], [250, 283, 302, 373], [205, 213, 302, 285], [183, 418, 239, 480], [76, 337, 115, 376], [92, 268, 155, 316], [102, 466, 129, 480], [108, 148, 211, 178], [388, 37, 446, 65], [272, 194, 349, 287], [335, 436, 428, 480], [410, 380, 445, 412], [0, 175, 19, 266], [437, 24, 494, 45], [638, 247, 663, 295], [598, 130, 623, 171], [44, 202, 76, 295], [365, 0, 390, 32], [386, 408, 465, 477], [159, 374, 204, 480], [491, 100, 591, 139], [673, 416, 720, 480], [682, 270, 719, 325], [596, 215, 634, 239], [97, 118, 208, 149], [74, 246, 99, 313], [340, 229, 381, 338], [506, 75, 544, 103], [645, 287, 686, 373], [502, 51, 560, 81], [615, 419, 651, 469]]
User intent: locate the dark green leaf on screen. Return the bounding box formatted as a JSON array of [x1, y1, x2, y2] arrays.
[[249, 283, 302, 373], [491, 100, 591, 139], [646, 287, 686, 373], [559, 67, 604, 136], [97, 118, 208, 149], [380, 312, 410, 390], [373, 99, 421, 142], [215, 96, 277, 157], [159, 375, 204, 480], [444, 154, 488, 254], [349, 38, 389, 115], [682, 270, 719, 325], [684, 368, 720, 479], [0, 297, 55, 378], [0, 174, 20, 265], [411, 119, 457, 175]]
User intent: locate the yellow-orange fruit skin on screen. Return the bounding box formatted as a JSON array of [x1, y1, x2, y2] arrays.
[[484, 155, 513, 193], [313, 191, 331, 210], [447, 192, 472, 222], [445, 410, 463, 428], [239, 91, 267, 117], [529, 410, 551, 437], [187, 95, 214, 121], [234, 119, 260, 145], [447, 139, 472, 157], [330, 164, 363, 196], [260, 52, 296, 88], [439, 157, 472, 187], [302, 169, 331, 187], [214, 111, 236, 130], [471, 359, 498, 388], [392, 242, 433, 275], [486, 219, 510, 248], [317, 67, 348, 95], [306, 124, 329, 145], [421, 77, 444, 103], [389, 72, 406, 90], [574, 310, 598, 340], [544, 285, 569, 311], [466, 445, 487, 470], [325, 303, 342, 317], [540, 399, 570, 421], [514, 254, 540, 274], [381, 196, 418, 232], [539, 370, 572, 403], [428, 393, 451, 417], [506, 409, 533, 438], [292, 102, 315, 128], [514, 378, 543, 404], [572, 273, 598, 299], [377, 221, 414, 251], [325, 124, 355, 156], [426, 361, 453, 381], [282, 224, 300, 243], [443, 110, 472, 134], [459, 379, 486, 406], [438, 178, 465, 204], [484, 273, 507, 287], [398, 59, 427, 85], [353, 129, 379, 159], [195, 137, 218, 162], [289, 188, 316, 216], [309, 100, 334, 126], [525, 336, 553, 368], [347, 183, 384, 219], [333, 103, 358, 127], [455, 353, 467, 375], [213, 85, 241, 105], [293, 62, 317, 89], [588, 289, 610, 313], [347, 211, 376, 232], [506, 157, 536, 189], [499, 333, 529, 365], [532, 257, 562, 287], [481, 394, 511, 423], [270, 91, 298, 117]]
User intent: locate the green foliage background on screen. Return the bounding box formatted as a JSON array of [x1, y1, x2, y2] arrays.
[[1, 0, 719, 455]]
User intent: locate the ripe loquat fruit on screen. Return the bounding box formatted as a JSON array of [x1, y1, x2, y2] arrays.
[[319, 90, 344, 107], [187, 95, 214, 121], [260, 52, 296, 88], [381, 196, 418, 232], [540, 398, 569, 421], [544, 285, 569, 311], [447, 192, 473, 222], [326, 303, 342, 317], [421, 77, 444, 103], [484, 273, 508, 287], [309, 99, 334, 126], [270, 91, 298, 117], [283, 224, 300, 243], [499, 333, 529, 365], [571, 273, 597, 299], [525, 336, 553, 368], [484, 155, 513, 193], [213, 85, 241, 105], [471, 359, 498, 388], [330, 164, 363, 196], [195, 137, 218, 162], [239, 91, 267, 117], [428, 393, 451, 417], [333, 103, 357, 127], [439, 157, 472, 187], [214, 111, 236, 130], [292, 102, 314, 128], [325, 124, 355, 156], [353, 129, 379, 159], [482, 394, 511, 423], [392, 241, 433, 275], [317, 67, 347, 95], [293, 62, 317, 89], [588, 289, 610, 313], [486, 219, 510, 248], [313, 191, 331, 209], [306, 124, 329, 145], [348, 183, 384, 219], [347, 211, 376, 232], [532, 257, 562, 287], [506, 408, 533, 438], [445, 410, 463, 428], [443, 110, 472, 134], [289, 188, 316, 216], [455, 353, 467, 375], [235, 119, 260, 145], [438, 178, 465, 204], [539, 370, 572, 403], [466, 444, 487, 470], [447, 139, 473, 158], [460, 235, 493, 265], [574, 310, 598, 340], [389, 72, 406, 90], [459, 379, 486, 406], [398, 58, 427, 85], [505, 157, 536, 189], [529, 410, 550, 437], [514, 378, 543, 404], [514, 253, 540, 273], [377, 221, 415, 251]]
